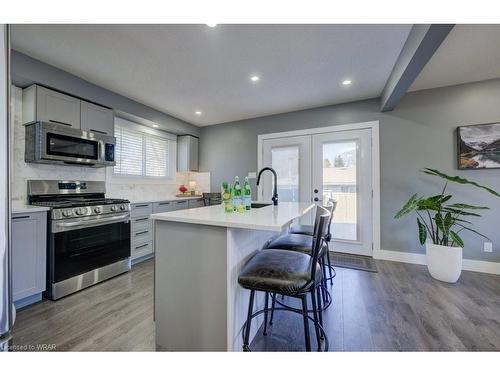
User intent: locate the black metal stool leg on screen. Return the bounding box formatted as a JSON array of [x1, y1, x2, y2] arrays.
[[316, 286, 324, 340], [243, 290, 255, 351], [320, 257, 327, 305], [263, 292, 269, 335], [269, 293, 276, 325], [310, 289, 322, 351], [301, 294, 311, 351], [326, 244, 334, 285]]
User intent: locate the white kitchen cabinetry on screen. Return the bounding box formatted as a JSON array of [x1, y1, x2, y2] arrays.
[[130, 203, 154, 263], [153, 201, 173, 213], [23, 84, 81, 128], [188, 198, 204, 208], [131, 198, 204, 265], [11, 211, 47, 308], [177, 135, 199, 172], [81, 100, 114, 136]]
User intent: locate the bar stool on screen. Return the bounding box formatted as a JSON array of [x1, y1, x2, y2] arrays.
[[238, 207, 331, 351], [286, 199, 337, 285], [263, 200, 337, 295]]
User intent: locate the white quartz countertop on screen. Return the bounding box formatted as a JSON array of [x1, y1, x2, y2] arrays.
[[151, 202, 315, 232], [12, 203, 51, 214], [130, 196, 203, 204]]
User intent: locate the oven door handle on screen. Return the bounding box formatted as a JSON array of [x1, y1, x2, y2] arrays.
[[53, 213, 130, 232]]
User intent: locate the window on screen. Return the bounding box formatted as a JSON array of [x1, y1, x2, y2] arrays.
[[113, 118, 174, 179]]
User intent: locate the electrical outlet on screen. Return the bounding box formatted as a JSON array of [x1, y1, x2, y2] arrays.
[[248, 172, 257, 179], [484, 242, 493, 253]]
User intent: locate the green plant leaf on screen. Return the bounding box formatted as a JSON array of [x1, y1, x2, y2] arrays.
[[441, 208, 482, 217], [417, 218, 427, 245], [455, 225, 491, 241], [417, 198, 441, 211], [449, 231, 464, 247], [434, 212, 445, 232], [446, 203, 490, 210], [443, 212, 453, 233], [453, 218, 473, 225], [394, 193, 418, 219], [422, 168, 500, 197]]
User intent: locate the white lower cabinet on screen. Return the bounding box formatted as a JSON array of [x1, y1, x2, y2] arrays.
[[130, 198, 205, 265], [188, 198, 204, 208], [11, 211, 47, 308], [130, 203, 154, 263]]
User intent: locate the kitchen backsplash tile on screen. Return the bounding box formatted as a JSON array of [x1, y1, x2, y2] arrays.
[[11, 85, 210, 204]]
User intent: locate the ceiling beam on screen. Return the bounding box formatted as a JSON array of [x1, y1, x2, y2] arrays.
[[380, 24, 454, 112]]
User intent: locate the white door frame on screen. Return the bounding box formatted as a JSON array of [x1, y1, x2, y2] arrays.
[[257, 120, 380, 256]]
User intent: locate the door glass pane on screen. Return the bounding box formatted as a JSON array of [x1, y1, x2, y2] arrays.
[[271, 146, 299, 202], [322, 141, 357, 241]]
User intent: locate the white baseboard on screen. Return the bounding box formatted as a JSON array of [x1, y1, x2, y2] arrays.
[[373, 249, 500, 275]]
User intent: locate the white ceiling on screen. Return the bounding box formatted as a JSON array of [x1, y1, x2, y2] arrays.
[[11, 24, 412, 126], [410, 24, 500, 92]]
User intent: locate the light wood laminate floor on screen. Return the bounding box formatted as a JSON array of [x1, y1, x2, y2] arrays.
[[11, 258, 500, 351]]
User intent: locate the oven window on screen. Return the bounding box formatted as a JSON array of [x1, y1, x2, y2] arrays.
[[47, 132, 99, 160], [52, 221, 130, 282]]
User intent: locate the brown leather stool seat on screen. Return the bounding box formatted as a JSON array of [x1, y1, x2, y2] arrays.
[[238, 249, 322, 294], [288, 224, 314, 236], [264, 233, 327, 256]]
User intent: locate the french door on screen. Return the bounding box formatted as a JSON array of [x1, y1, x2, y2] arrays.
[[261, 135, 311, 203], [260, 127, 373, 256]]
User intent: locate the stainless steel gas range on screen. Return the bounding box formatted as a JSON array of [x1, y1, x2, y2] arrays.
[[28, 180, 131, 300]]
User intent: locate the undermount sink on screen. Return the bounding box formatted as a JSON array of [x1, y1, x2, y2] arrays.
[[251, 203, 272, 209]]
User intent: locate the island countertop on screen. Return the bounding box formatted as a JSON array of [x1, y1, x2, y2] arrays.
[[150, 202, 315, 232]]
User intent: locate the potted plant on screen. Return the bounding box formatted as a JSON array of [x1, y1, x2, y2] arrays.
[[394, 168, 500, 283]]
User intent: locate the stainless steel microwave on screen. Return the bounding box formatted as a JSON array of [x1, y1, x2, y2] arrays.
[[25, 121, 116, 168]]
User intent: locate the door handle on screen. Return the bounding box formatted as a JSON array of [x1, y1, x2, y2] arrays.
[[314, 197, 319, 202], [314, 189, 319, 193]]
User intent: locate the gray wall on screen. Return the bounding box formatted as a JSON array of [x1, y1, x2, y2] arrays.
[[200, 79, 500, 262], [10, 50, 199, 136]]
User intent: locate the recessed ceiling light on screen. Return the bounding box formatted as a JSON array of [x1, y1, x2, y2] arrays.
[[206, 23, 217, 28], [342, 79, 352, 86], [195, 111, 202, 115], [250, 75, 260, 82], [152, 124, 159, 128]]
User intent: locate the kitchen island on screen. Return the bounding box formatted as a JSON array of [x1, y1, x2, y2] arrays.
[[151, 202, 315, 351]]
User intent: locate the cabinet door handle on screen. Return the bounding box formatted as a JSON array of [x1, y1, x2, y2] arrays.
[[134, 204, 149, 208], [158, 202, 170, 206], [90, 128, 106, 134], [49, 119, 72, 127], [135, 230, 149, 236], [135, 243, 149, 250], [12, 215, 30, 220], [177, 201, 187, 204], [135, 218, 149, 222]]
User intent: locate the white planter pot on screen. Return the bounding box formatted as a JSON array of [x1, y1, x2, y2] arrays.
[[426, 243, 463, 283]]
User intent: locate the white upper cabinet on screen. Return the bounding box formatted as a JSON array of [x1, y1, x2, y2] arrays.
[[177, 135, 199, 172], [22, 85, 114, 135], [81, 100, 114, 136], [23, 84, 81, 128]]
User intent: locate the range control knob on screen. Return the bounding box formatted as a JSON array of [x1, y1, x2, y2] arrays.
[[110, 205, 117, 212], [120, 204, 126, 211], [94, 207, 102, 214], [62, 209, 72, 217], [75, 208, 86, 215]]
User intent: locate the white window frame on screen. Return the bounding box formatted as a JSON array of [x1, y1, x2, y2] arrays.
[[109, 117, 177, 185]]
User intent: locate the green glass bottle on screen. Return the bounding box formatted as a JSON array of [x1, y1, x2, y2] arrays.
[[222, 182, 233, 213], [232, 176, 244, 213], [243, 176, 251, 210]]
